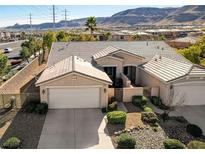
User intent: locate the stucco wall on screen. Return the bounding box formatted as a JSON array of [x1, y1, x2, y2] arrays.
[[139, 68, 170, 104], [115, 52, 143, 65], [108, 88, 115, 102], [38, 72, 109, 108], [96, 56, 123, 77], [123, 87, 144, 102]]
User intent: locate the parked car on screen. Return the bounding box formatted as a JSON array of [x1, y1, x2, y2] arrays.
[[10, 59, 22, 66], [4, 48, 12, 53]]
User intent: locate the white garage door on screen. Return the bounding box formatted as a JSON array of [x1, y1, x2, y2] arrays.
[[174, 85, 205, 105], [48, 87, 100, 108]]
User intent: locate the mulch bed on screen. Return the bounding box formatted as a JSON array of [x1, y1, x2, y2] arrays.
[[0, 108, 46, 149]]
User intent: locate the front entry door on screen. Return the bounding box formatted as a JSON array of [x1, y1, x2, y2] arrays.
[[104, 67, 116, 84]]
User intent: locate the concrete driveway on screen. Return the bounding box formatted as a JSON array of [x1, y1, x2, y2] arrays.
[[172, 105, 205, 135], [37, 109, 114, 149]]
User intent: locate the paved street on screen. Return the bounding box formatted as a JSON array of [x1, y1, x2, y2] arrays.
[[38, 109, 114, 149], [0, 40, 24, 59]]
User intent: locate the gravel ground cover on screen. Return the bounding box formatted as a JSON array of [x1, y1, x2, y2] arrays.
[[0, 108, 46, 149]]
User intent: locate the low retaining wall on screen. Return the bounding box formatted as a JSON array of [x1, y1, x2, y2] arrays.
[[123, 87, 143, 102], [0, 57, 40, 94]]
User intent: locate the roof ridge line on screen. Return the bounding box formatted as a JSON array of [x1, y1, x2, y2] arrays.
[[72, 55, 75, 71]]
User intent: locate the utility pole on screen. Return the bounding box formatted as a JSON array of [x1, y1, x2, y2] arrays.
[[52, 5, 56, 30], [29, 13, 32, 35], [64, 9, 67, 29]]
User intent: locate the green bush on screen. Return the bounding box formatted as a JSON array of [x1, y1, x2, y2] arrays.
[[107, 101, 117, 111], [187, 140, 205, 149], [150, 96, 169, 110], [35, 102, 48, 114], [141, 112, 158, 125], [110, 96, 117, 103], [117, 133, 136, 149], [163, 139, 186, 149], [2, 137, 21, 149], [24, 100, 39, 113], [132, 96, 147, 107], [101, 107, 107, 113], [186, 124, 203, 137], [107, 111, 126, 124], [143, 106, 153, 112]]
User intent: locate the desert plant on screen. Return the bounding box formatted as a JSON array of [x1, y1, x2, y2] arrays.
[[24, 100, 39, 113], [186, 124, 203, 137], [35, 102, 48, 114], [143, 106, 153, 112], [141, 112, 158, 125], [2, 137, 21, 149], [187, 140, 205, 149], [107, 111, 126, 124], [132, 96, 147, 107], [117, 133, 136, 149], [107, 101, 117, 111], [163, 139, 186, 149]]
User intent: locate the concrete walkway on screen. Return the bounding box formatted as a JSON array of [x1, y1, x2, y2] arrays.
[[38, 109, 114, 149]]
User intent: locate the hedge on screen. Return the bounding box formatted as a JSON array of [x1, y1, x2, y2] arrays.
[[107, 111, 126, 124]]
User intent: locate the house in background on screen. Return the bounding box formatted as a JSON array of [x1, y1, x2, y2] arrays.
[[36, 41, 205, 109]]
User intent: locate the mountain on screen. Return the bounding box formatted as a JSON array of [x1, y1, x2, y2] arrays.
[[6, 5, 205, 30]]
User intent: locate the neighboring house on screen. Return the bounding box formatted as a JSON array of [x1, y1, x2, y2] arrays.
[[36, 41, 205, 109], [166, 37, 197, 49]]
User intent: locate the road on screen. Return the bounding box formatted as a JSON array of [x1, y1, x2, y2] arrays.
[[0, 40, 25, 59]]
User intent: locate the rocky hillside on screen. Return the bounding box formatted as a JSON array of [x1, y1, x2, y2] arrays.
[[6, 5, 205, 29]]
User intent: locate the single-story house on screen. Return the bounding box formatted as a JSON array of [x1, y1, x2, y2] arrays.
[[36, 41, 205, 109]]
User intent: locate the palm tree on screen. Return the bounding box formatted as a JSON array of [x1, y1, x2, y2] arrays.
[[85, 16, 97, 35]]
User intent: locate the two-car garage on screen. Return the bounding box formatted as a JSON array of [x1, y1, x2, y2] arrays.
[[48, 87, 100, 108], [35, 56, 112, 109]]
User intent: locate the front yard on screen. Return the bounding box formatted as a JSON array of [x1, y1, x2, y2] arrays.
[[0, 103, 47, 148], [106, 97, 205, 149]]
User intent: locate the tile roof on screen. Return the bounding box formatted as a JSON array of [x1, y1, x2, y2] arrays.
[[142, 55, 193, 82], [47, 41, 188, 67], [36, 55, 112, 85], [92, 46, 119, 59], [189, 66, 205, 76]]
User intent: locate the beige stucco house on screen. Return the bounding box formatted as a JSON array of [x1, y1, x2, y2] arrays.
[[36, 41, 205, 109]]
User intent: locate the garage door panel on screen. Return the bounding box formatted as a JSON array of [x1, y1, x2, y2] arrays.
[[48, 87, 100, 108], [174, 85, 205, 105]]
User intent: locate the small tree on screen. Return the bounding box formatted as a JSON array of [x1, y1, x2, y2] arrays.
[[0, 53, 9, 76], [161, 89, 185, 121], [85, 16, 97, 35], [20, 47, 31, 63]]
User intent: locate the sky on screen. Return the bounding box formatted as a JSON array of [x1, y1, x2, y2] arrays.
[[0, 5, 181, 27]]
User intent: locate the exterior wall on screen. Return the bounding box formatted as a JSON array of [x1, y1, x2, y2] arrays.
[[151, 87, 159, 97], [114, 52, 143, 65], [39, 73, 109, 108], [108, 88, 115, 102], [0, 57, 41, 94], [139, 68, 170, 104], [121, 73, 131, 87], [96, 56, 123, 77], [123, 87, 143, 102]]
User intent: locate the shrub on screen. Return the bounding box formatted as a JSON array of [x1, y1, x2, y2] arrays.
[[151, 96, 161, 106], [132, 96, 147, 107], [186, 124, 203, 137], [101, 107, 107, 113], [110, 96, 117, 103], [187, 140, 205, 149], [143, 106, 153, 112], [163, 139, 186, 149], [107, 111, 126, 124], [35, 102, 48, 114], [24, 100, 39, 113], [107, 101, 117, 111], [141, 112, 158, 125], [117, 133, 136, 149], [2, 137, 21, 149]]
